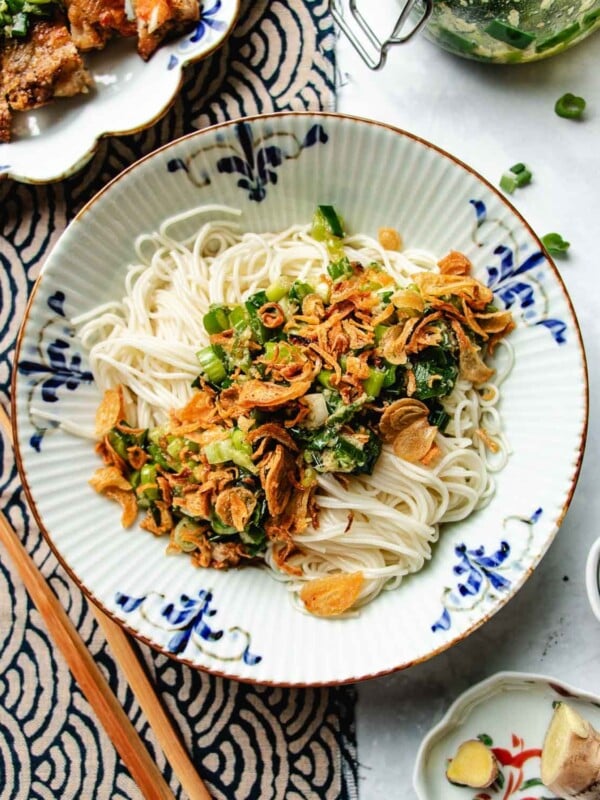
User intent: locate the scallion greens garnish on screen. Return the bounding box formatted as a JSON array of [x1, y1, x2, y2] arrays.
[[555, 93, 586, 120], [499, 163, 532, 195], [541, 232, 570, 257], [484, 19, 535, 49]]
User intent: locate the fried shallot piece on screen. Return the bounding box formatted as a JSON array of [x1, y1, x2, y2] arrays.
[[0, 16, 92, 141], [64, 0, 136, 50], [379, 398, 439, 464], [300, 572, 365, 617], [133, 0, 199, 60]]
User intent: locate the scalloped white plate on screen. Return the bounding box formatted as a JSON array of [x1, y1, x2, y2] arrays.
[[414, 671, 600, 800], [0, 0, 239, 184], [12, 113, 588, 685]]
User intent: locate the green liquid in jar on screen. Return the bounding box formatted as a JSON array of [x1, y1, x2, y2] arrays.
[[423, 0, 600, 62]]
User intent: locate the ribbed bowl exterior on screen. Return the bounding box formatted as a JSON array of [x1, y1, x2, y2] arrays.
[[13, 113, 588, 685]]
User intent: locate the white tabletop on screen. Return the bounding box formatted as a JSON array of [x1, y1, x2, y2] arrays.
[[336, 22, 600, 798]]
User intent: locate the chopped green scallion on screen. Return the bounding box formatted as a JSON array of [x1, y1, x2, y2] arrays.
[[203, 430, 256, 473], [327, 256, 353, 282], [265, 278, 291, 302], [500, 163, 532, 194], [196, 345, 227, 384], [313, 205, 345, 238], [436, 27, 477, 53], [203, 306, 230, 335], [583, 7, 600, 26], [536, 22, 580, 52], [554, 93, 586, 120], [484, 19, 535, 49], [541, 232, 570, 256], [228, 305, 248, 329], [317, 369, 334, 390], [363, 368, 385, 399], [288, 280, 314, 305]]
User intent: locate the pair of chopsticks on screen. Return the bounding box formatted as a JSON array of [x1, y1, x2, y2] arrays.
[[0, 404, 212, 800]]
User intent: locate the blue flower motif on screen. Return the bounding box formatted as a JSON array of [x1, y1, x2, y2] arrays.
[[18, 340, 93, 404], [115, 588, 262, 665], [432, 508, 543, 633], [48, 290, 66, 316], [431, 542, 510, 633], [470, 199, 567, 345], [215, 121, 328, 202], [18, 292, 93, 451], [189, 0, 227, 43], [167, 121, 328, 199]]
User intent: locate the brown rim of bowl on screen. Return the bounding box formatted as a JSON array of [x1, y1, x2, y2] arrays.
[[0, 0, 241, 186], [10, 111, 590, 688]]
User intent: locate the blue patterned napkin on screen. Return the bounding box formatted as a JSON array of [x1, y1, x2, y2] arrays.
[[0, 3, 359, 797]]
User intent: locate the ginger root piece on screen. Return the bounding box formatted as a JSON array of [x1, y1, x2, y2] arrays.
[[541, 702, 600, 799], [446, 739, 499, 789]]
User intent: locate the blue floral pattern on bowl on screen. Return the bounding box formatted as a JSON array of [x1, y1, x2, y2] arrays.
[[115, 588, 262, 665], [432, 508, 543, 633], [470, 200, 566, 345], [167, 120, 328, 201], [17, 291, 93, 452]]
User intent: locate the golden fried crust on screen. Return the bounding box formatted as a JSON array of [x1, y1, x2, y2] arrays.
[[1, 16, 92, 112], [64, 0, 136, 50], [134, 0, 198, 60], [0, 94, 11, 143]]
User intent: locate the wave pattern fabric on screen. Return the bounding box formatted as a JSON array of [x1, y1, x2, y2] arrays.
[[0, 3, 359, 798]]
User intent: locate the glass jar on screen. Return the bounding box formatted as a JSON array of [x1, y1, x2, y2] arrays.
[[423, 0, 600, 63], [331, 0, 600, 67]]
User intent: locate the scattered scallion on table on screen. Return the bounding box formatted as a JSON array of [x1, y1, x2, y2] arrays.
[[555, 93, 586, 120], [500, 162, 532, 194], [541, 232, 570, 257]]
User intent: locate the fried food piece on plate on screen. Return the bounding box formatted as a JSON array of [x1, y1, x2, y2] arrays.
[[0, 94, 11, 143], [64, 0, 136, 50], [1, 15, 92, 127], [133, 0, 199, 60]]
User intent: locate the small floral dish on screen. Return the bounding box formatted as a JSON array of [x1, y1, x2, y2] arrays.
[[0, 0, 239, 184], [12, 113, 587, 685], [413, 671, 600, 800], [585, 538, 600, 622]]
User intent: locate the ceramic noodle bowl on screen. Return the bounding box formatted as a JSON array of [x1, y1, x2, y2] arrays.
[[423, 0, 600, 62], [12, 113, 588, 685]]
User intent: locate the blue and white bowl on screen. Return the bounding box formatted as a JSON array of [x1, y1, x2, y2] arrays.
[[12, 113, 588, 685]]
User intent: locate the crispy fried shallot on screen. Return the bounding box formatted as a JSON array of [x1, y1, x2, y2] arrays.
[[300, 572, 365, 616], [379, 399, 439, 463], [238, 379, 312, 409], [438, 250, 472, 276], [89, 465, 131, 493], [450, 319, 495, 384], [95, 386, 125, 436], [258, 302, 286, 329], [413, 272, 493, 310], [104, 487, 138, 527]]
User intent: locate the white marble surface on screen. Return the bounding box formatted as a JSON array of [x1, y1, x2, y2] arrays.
[[336, 21, 600, 800]]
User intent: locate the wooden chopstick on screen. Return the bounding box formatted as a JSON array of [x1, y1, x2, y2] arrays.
[[0, 403, 212, 800]]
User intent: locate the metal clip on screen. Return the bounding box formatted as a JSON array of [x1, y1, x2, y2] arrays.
[[330, 0, 434, 70]]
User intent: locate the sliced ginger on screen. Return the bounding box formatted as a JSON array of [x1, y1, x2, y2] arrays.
[[446, 738, 499, 789], [541, 702, 600, 799]]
